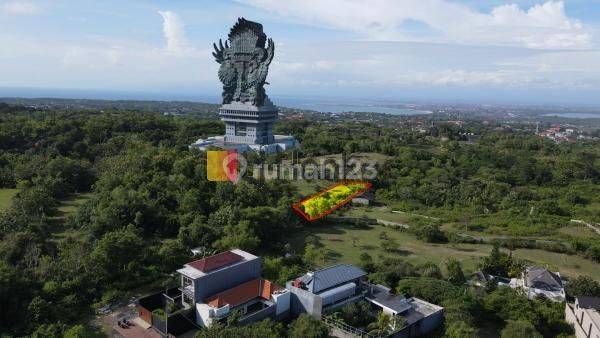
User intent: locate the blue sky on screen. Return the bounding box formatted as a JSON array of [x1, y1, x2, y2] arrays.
[[1, 0, 600, 105]]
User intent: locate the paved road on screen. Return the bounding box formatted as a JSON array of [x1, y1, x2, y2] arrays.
[[571, 219, 600, 235]]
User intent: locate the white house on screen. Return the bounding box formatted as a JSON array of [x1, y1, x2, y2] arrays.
[[514, 266, 565, 302]]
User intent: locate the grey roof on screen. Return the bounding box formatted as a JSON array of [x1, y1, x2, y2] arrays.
[[525, 267, 563, 291], [301, 264, 366, 294], [367, 285, 411, 314], [473, 271, 493, 282], [577, 296, 600, 310], [354, 191, 375, 201]]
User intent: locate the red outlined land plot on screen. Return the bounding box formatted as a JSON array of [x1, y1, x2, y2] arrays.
[[292, 180, 372, 221]]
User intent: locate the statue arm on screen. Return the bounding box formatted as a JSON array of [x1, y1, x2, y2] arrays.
[[212, 39, 229, 64]]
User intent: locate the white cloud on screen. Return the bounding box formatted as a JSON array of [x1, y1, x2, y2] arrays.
[[0, 1, 41, 15], [267, 41, 600, 91], [158, 10, 191, 55], [239, 0, 592, 49]]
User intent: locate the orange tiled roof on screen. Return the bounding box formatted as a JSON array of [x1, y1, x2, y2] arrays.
[[204, 278, 282, 308], [187, 251, 243, 273]]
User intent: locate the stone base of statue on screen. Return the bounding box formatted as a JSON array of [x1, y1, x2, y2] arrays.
[[220, 97, 278, 145], [189, 97, 299, 153], [189, 134, 299, 154]]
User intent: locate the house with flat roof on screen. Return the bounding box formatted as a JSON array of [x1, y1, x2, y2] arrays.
[[287, 264, 443, 337], [176, 249, 290, 327], [365, 284, 444, 338], [514, 266, 565, 301], [565, 296, 600, 338], [136, 249, 289, 332]]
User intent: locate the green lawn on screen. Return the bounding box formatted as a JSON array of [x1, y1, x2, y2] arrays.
[[291, 179, 333, 197], [0, 188, 19, 211], [339, 206, 411, 224], [56, 192, 93, 216], [558, 224, 599, 239], [50, 193, 93, 243], [289, 222, 600, 281]]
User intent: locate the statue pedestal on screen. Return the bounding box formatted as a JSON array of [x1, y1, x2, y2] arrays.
[[219, 97, 278, 145]]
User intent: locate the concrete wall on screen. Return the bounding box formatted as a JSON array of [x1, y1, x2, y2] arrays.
[[328, 327, 357, 338], [273, 291, 291, 316], [286, 282, 323, 319], [193, 258, 261, 302], [565, 303, 600, 338], [392, 308, 444, 338], [238, 304, 276, 326]]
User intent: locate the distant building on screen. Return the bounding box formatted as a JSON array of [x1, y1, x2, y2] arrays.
[[287, 264, 444, 337], [514, 266, 565, 302], [351, 191, 375, 206], [469, 271, 510, 288], [565, 296, 600, 338]]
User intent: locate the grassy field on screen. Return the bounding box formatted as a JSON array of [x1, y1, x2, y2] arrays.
[[558, 224, 599, 239], [56, 192, 93, 216], [50, 193, 93, 243], [291, 179, 334, 197], [289, 222, 600, 280], [0, 188, 19, 212], [339, 206, 412, 224]]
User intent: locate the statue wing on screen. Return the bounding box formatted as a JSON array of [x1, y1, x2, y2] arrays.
[[218, 61, 236, 86], [251, 38, 275, 86], [265, 38, 275, 66], [214, 39, 235, 85]]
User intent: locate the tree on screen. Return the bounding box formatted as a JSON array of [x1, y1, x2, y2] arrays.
[[196, 319, 283, 338], [63, 324, 91, 338], [566, 275, 600, 298], [213, 221, 260, 252], [416, 262, 442, 279], [303, 243, 323, 267], [484, 287, 536, 323], [90, 225, 144, 286], [288, 314, 330, 338], [397, 278, 459, 304], [414, 225, 447, 243], [367, 312, 392, 335], [445, 258, 465, 285], [226, 309, 244, 327], [479, 244, 518, 277], [158, 239, 189, 272], [358, 252, 374, 272], [381, 237, 399, 252], [500, 320, 542, 338], [445, 321, 478, 338]]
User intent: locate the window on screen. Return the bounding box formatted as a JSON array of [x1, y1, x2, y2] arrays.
[[235, 123, 247, 136], [183, 293, 194, 306]]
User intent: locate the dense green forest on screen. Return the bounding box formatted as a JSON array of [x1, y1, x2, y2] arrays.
[[1, 103, 599, 337]]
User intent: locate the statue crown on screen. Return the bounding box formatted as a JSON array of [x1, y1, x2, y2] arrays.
[[228, 17, 266, 52]]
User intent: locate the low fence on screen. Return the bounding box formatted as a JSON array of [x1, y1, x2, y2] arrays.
[[322, 316, 378, 338], [238, 304, 276, 325]]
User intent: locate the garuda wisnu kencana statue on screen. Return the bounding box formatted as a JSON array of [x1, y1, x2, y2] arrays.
[[213, 18, 275, 107]]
